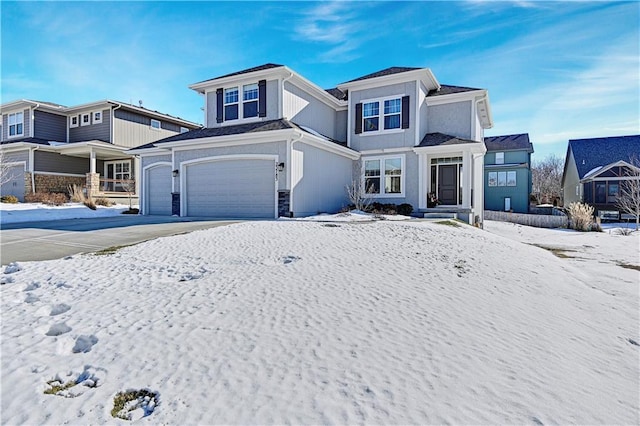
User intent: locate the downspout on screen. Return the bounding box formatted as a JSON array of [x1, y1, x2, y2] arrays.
[[30, 145, 39, 193], [287, 130, 304, 216], [280, 70, 294, 119], [111, 101, 123, 144]]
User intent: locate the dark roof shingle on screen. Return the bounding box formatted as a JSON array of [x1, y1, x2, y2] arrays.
[[193, 63, 284, 85], [418, 133, 481, 147], [484, 134, 533, 152], [569, 135, 640, 179], [0, 137, 57, 146], [343, 67, 421, 84], [325, 88, 346, 100], [427, 85, 481, 97]]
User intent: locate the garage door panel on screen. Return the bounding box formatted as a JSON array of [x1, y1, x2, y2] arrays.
[[186, 159, 275, 218], [1, 166, 25, 201], [146, 165, 172, 215]]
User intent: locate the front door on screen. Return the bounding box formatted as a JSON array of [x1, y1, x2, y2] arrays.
[[438, 165, 457, 205]]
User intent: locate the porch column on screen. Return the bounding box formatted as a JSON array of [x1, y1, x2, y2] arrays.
[[462, 151, 472, 208], [89, 149, 96, 174], [417, 153, 427, 209], [473, 153, 485, 224]]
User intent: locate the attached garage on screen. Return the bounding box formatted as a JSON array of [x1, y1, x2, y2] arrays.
[[182, 156, 277, 218], [144, 163, 172, 215], [1, 164, 25, 201]]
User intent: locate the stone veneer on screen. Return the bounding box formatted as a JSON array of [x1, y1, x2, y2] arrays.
[[33, 173, 85, 194]]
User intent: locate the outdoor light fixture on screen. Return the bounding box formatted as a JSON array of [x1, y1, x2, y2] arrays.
[[172, 169, 179, 177], [277, 162, 285, 172]]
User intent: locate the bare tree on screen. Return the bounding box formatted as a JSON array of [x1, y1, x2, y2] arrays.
[[615, 156, 640, 230], [532, 154, 564, 205], [0, 150, 16, 187], [345, 162, 372, 212], [121, 178, 136, 211]]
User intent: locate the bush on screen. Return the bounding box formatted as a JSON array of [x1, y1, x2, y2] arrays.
[[84, 200, 97, 210], [567, 202, 595, 231], [94, 197, 113, 207], [68, 184, 86, 203], [1, 195, 19, 204], [397, 203, 413, 216], [25, 192, 68, 206]]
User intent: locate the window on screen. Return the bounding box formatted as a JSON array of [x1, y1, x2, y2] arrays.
[[104, 160, 133, 192], [363, 101, 379, 132], [92, 111, 102, 124], [363, 156, 404, 196], [224, 87, 239, 120], [506, 171, 517, 186], [81, 113, 90, 126], [70, 115, 79, 128], [383, 98, 401, 129], [607, 182, 619, 203], [150, 119, 161, 129], [488, 171, 497, 187], [8, 112, 24, 137], [243, 83, 259, 118], [497, 171, 507, 186], [495, 152, 504, 165]]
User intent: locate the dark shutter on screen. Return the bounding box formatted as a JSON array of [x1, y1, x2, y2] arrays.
[[216, 88, 223, 123], [258, 80, 267, 117], [355, 103, 363, 134], [401, 95, 410, 129]]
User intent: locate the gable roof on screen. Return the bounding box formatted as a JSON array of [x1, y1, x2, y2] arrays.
[[325, 88, 347, 100], [131, 118, 349, 151], [343, 67, 422, 84], [484, 134, 533, 152], [568, 135, 640, 179], [418, 132, 482, 147], [192, 63, 284, 85]]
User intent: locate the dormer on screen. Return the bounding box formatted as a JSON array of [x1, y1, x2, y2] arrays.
[[189, 64, 347, 142]]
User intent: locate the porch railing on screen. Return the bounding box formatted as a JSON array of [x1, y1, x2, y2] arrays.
[[100, 178, 136, 194]]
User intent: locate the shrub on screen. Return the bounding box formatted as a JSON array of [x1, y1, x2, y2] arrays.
[[1, 195, 19, 203], [94, 197, 113, 207], [25, 192, 68, 206], [567, 202, 595, 231], [84, 199, 97, 210], [68, 184, 86, 203], [397, 203, 413, 216]]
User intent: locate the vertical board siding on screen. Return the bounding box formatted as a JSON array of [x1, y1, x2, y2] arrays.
[[69, 109, 111, 142], [34, 110, 67, 142], [113, 109, 180, 148], [427, 101, 472, 140], [283, 81, 337, 140]]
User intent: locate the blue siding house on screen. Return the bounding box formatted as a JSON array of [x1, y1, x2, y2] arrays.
[[484, 134, 534, 213]]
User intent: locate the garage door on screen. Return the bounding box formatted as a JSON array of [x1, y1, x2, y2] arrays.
[[1, 165, 25, 201], [146, 165, 172, 215], [185, 159, 275, 218]]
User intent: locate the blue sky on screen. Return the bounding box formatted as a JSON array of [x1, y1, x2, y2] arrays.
[[2, 1, 638, 161]]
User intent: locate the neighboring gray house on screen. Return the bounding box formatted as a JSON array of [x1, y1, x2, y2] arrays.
[[483, 134, 534, 213], [132, 64, 493, 222], [562, 135, 640, 219], [0, 100, 199, 202]]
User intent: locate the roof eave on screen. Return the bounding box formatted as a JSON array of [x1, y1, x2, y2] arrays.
[[337, 68, 439, 92], [189, 66, 290, 93]]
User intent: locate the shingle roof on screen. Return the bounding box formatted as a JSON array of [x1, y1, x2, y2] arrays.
[[569, 135, 640, 179], [131, 119, 349, 150], [343, 67, 422, 84], [0, 137, 56, 146], [484, 134, 533, 152], [193, 63, 284, 85], [325, 88, 347, 100], [427, 84, 481, 97], [418, 132, 481, 147]]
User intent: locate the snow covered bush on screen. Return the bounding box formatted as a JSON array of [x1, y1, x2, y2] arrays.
[[567, 202, 595, 231], [1, 195, 19, 203]]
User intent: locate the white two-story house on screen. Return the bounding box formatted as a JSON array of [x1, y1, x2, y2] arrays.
[[131, 64, 493, 223]]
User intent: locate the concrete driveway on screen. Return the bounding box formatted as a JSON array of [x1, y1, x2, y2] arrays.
[[1, 215, 239, 265]]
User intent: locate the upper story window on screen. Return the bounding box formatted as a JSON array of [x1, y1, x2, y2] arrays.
[[70, 115, 79, 128], [216, 80, 266, 124], [495, 152, 504, 164], [93, 111, 102, 124], [355, 95, 409, 135], [224, 87, 239, 120], [81, 113, 91, 126], [150, 119, 161, 130], [488, 171, 516, 187], [8, 112, 24, 137]]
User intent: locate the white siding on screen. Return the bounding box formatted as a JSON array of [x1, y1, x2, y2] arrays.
[[283, 81, 337, 140], [427, 101, 472, 140]]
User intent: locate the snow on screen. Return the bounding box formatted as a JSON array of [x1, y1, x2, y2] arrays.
[[1, 215, 638, 424], [1, 202, 130, 224]]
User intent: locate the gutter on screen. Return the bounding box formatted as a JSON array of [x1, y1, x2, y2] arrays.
[[111, 101, 123, 144], [286, 131, 304, 216]]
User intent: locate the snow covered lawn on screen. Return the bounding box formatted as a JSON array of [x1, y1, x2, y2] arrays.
[[1, 217, 638, 424], [1, 202, 130, 224]]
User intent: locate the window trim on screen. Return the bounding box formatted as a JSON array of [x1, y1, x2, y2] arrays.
[[92, 110, 102, 124], [224, 86, 239, 121], [359, 95, 406, 136], [362, 154, 406, 198], [150, 119, 161, 130], [7, 111, 24, 138], [81, 113, 91, 126], [69, 115, 79, 128]]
